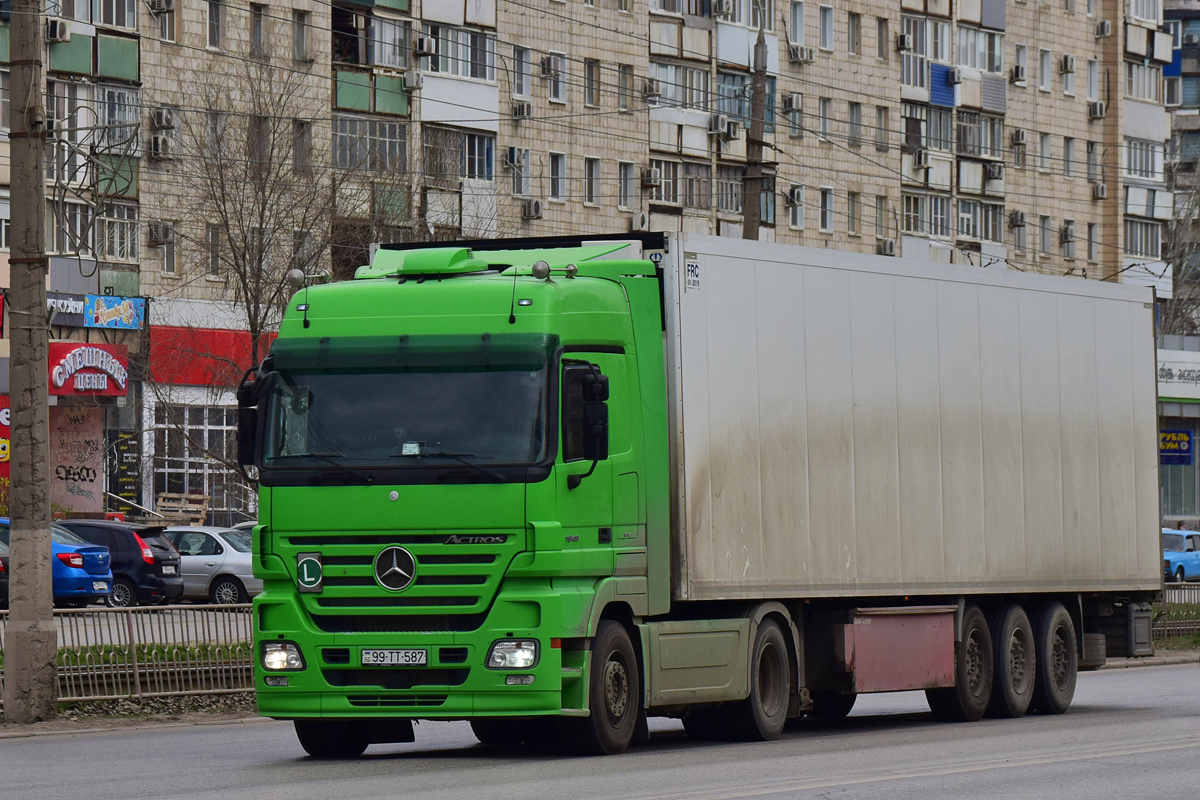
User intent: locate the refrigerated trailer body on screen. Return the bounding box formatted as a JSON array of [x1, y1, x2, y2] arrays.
[[241, 233, 1161, 757]]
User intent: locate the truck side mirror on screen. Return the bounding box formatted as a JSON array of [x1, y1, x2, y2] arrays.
[[236, 366, 272, 477], [562, 363, 609, 489]]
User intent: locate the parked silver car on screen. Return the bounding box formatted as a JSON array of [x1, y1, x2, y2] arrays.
[[165, 526, 262, 604]]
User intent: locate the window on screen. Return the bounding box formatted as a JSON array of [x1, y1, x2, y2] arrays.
[[875, 195, 887, 237], [160, 223, 176, 275], [901, 16, 927, 88], [96, 0, 135, 28], [716, 166, 744, 213], [1087, 141, 1100, 182], [293, 119, 312, 175], [788, 94, 804, 139], [902, 102, 926, 148], [930, 195, 951, 237], [1062, 220, 1076, 259], [511, 147, 531, 197], [848, 13, 861, 54], [1125, 62, 1162, 102], [549, 153, 566, 200], [251, 4, 267, 57], [902, 193, 925, 234], [153, 404, 251, 526], [929, 107, 952, 151], [618, 162, 636, 208], [1039, 132, 1051, 170], [819, 188, 834, 232], [584, 60, 600, 107], [1039, 215, 1052, 254], [96, 204, 138, 263], [370, 17, 409, 69], [683, 162, 711, 209], [1126, 138, 1163, 179], [819, 6, 833, 50], [958, 198, 980, 239], [332, 115, 404, 171], [548, 53, 567, 102], [97, 85, 139, 152], [651, 159, 680, 204], [207, 225, 222, 275], [247, 115, 270, 181], [1062, 56, 1076, 96], [1087, 58, 1099, 101], [292, 230, 315, 273], [513, 47, 531, 97], [1130, 0, 1159, 23], [1063, 137, 1075, 176], [584, 158, 601, 204], [618, 65, 633, 110], [207, 0, 222, 49], [652, 0, 683, 12], [1014, 217, 1026, 251], [1039, 49, 1051, 91], [45, 80, 90, 185], [956, 112, 1000, 157], [875, 106, 889, 151], [760, 174, 776, 224], [1087, 223, 1098, 261], [930, 19, 951, 62], [160, 5, 176, 41], [957, 26, 1003, 73], [293, 10, 308, 61], [652, 63, 711, 111], [463, 133, 494, 180], [790, 2, 805, 44], [1167, 77, 1181, 107], [789, 185, 805, 229], [1125, 218, 1161, 257], [848, 102, 862, 147], [876, 17, 888, 60], [1013, 139, 1026, 168], [818, 97, 831, 139], [1169, 19, 1182, 48], [751, 0, 774, 30], [847, 192, 860, 234], [981, 202, 1004, 241], [47, 201, 91, 255], [424, 24, 498, 81], [1013, 45, 1027, 83]]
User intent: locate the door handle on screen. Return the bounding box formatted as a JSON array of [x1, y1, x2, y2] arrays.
[[205, 562, 216, 567]]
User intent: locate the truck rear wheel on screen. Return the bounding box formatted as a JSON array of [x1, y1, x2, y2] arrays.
[[560, 620, 641, 755], [987, 604, 1036, 718], [293, 720, 369, 759], [926, 604, 993, 722], [1030, 601, 1077, 714], [723, 619, 790, 740]]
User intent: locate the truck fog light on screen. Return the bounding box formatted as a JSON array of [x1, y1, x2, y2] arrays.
[[262, 642, 305, 671], [264, 676, 290, 687], [487, 639, 539, 669], [505, 675, 536, 685]]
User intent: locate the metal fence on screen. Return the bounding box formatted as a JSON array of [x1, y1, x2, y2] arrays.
[[1157, 583, 1200, 640], [0, 604, 253, 707]]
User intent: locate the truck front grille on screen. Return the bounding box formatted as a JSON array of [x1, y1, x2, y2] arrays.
[[323, 668, 470, 689], [348, 695, 448, 708]]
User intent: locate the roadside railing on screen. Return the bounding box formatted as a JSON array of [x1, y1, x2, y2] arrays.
[[0, 604, 253, 707], [1155, 583, 1200, 640]]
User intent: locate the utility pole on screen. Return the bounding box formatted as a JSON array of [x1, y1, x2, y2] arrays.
[[4, 0, 56, 723], [742, 26, 768, 240]]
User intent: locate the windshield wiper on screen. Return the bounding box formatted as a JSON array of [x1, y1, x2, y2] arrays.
[[276, 452, 374, 485], [391, 451, 508, 482]]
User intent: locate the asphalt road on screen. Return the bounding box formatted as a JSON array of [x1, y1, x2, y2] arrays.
[[2, 664, 1198, 800]]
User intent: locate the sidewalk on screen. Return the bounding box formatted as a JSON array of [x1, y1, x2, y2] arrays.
[[1101, 651, 1199, 669]]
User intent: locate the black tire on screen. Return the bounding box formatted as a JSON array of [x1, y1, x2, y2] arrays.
[[1176, 566, 1186, 584], [293, 719, 369, 759], [470, 718, 533, 746], [106, 577, 138, 608], [1030, 601, 1077, 715], [926, 604, 993, 722], [720, 620, 791, 740], [986, 604, 1036, 718], [559, 620, 641, 755], [210, 576, 248, 604], [808, 690, 857, 719]]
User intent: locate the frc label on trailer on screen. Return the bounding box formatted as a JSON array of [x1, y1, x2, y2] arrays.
[[685, 261, 701, 291]]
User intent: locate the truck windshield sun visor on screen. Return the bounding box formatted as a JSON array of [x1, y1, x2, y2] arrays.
[[269, 333, 561, 372]]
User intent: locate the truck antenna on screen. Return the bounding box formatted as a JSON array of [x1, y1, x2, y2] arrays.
[[507, 269, 518, 324]]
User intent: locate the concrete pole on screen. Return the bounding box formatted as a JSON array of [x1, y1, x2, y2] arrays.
[[742, 26, 768, 240], [3, 0, 57, 723]]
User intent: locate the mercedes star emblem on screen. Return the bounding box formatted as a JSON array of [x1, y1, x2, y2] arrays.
[[373, 546, 417, 592]]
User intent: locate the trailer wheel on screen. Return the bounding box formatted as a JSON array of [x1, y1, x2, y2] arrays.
[[722, 619, 790, 740], [560, 620, 641, 755], [986, 604, 1036, 718], [926, 604, 993, 722], [808, 690, 857, 719], [1030, 601, 1077, 715], [293, 720, 369, 759]]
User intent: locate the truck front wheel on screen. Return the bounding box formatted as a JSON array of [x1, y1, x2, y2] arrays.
[[561, 620, 641, 755], [1030, 601, 1077, 714], [987, 604, 1036, 718], [926, 604, 993, 722], [293, 720, 369, 759]]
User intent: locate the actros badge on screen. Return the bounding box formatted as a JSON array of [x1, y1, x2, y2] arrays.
[[373, 546, 417, 592]]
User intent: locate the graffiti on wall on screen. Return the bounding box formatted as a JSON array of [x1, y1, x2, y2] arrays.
[[51, 406, 104, 513]]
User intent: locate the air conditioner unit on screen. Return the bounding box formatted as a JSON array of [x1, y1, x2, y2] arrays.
[[46, 19, 70, 44], [1092, 182, 1108, 200], [797, 46, 817, 64], [1088, 101, 1106, 119], [896, 33, 913, 52], [1060, 54, 1076, 74], [787, 43, 803, 63], [913, 149, 931, 169], [630, 211, 651, 232], [1060, 222, 1076, 243], [642, 78, 661, 99], [404, 71, 424, 91], [708, 113, 730, 135], [782, 93, 800, 112], [151, 107, 175, 130], [413, 37, 433, 59], [877, 238, 897, 257], [1011, 128, 1027, 146], [512, 101, 533, 119], [1095, 20, 1112, 38], [150, 0, 175, 11], [1186, 34, 1200, 46], [147, 221, 173, 245], [723, 120, 741, 141], [986, 162, 1004, 180], [1009, 210, 1026, 228], [1010, 64, 1027, 84], [522, 198, 543, 220], [947, 67, 963, 86], [149, 134, 173, 160], [641, 166, 662, 188], [540, 56, 557, 77], [712, 0, 733, 15], [785, 186, 804, 206]]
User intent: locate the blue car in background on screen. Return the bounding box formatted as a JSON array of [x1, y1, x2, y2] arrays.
[[0, 518, 113, 607], [1163, 528, 1200, 584]]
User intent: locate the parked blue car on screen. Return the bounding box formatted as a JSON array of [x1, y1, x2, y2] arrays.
[[0, 518, 113, 606], [1163, 528, 1200, 583]]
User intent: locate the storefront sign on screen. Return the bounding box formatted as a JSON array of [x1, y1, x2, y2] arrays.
[[1159, 349, 1200, 402], [1162, 430, 1194, 466], [47, 292, 88, 327], [107, 430, 142, 516], [48, 342, 130, 396], [84, 295, 146, 330], [0, 395, 9, 480]]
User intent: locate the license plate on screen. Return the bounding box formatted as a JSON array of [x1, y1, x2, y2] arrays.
[[361, 649, 427, 666], [162, 565, 177, 575], [92, 581, 109, 592]]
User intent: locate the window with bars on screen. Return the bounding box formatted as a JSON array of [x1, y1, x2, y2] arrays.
[[153, 405, 252, 526], [95, 204, 138, 263], [98, 84, 140, 152], [333, 115, 405, 172]]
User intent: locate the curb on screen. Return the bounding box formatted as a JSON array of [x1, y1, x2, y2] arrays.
[[1099, 654, 1199, 669], [0, 713, 276, 740]]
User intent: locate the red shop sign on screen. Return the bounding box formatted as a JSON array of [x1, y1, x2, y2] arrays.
[[48, 342, 130, 396]]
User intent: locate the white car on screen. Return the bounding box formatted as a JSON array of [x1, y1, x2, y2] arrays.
[[165, 526, 262, 604]]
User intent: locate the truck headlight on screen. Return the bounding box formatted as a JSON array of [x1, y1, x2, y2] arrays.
[[262, 641, 305, 671], [487, 639, 539, 669]]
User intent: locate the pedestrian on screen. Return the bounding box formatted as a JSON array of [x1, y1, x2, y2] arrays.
[[1178, 520, 1187, 531]]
